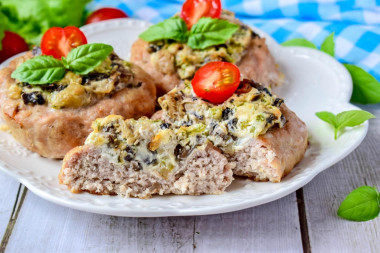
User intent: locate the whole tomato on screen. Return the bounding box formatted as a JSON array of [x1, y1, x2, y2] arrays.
[[86, 8, 128, 24], [0, 31, 29, 63]]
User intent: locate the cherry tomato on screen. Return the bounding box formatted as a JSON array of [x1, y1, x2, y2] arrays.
[[181, 0, 222, 29], [85, 8, 128, 24], [0, 31, 29, 63], [41, 26, 87, 59], [191, 62, 240, 104]]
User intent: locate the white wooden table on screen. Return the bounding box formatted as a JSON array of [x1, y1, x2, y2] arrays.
[[0, 105, 379, 253]]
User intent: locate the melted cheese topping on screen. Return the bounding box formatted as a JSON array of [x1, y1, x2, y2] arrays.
[[84, 80, 285, 176], [158, 80, 285, 154], [148, 11, 254, 80], [9, 54, 136, 109], [85, 115, 207, 178]]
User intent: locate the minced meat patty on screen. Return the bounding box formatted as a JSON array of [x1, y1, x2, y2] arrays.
[[0, 50, 157, 158], [131, 10, 283, 95]]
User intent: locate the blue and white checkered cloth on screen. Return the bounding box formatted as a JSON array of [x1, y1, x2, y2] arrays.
[[89, 0, 380, 81]]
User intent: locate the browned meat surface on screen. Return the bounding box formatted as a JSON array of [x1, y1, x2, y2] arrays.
[[238, 37, 283, 88]]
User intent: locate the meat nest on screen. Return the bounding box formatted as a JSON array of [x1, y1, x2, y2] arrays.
[[0, 52, 157, 159], [130, 37, 282, 96]]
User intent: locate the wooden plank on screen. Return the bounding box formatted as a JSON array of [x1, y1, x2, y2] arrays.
[[7, 191, 302, 253], [303, 105, 380, 253], [5, 191, 195, 253], [0, 173, 22, 242], [193, 193, 303, 253]]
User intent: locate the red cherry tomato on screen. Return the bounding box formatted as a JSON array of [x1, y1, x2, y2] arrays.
[[85, 8, 128, 24], [41, 26, 87, 59], [181, 0, 222, 29], [191, 62, 240, 104], [0, 31, 29, 63]]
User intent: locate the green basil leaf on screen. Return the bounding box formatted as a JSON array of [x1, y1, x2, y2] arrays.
[[66, 43, 113, 75], [315, 111, 337, 127], [344, 64, 380, 104], [320, 32, 335, 57], [187, 17, 239, 50], [338, 186, 380, 222], [316, 110, 374, 139], [336, 110, 375, 130], [61, 57, 69, 69], [139, 17, 189, 43], [281, 38, 317, 49], [11, 55, 66, 84]]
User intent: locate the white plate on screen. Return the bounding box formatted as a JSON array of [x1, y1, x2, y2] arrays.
[[0, 19, 367, 217]]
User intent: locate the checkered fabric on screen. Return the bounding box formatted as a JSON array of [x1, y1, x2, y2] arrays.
[[89, 0, 380, 81]]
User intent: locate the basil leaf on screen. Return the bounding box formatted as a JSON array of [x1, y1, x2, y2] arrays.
[[321, 32, 335, 57], [61, 57, 69, 69], [315, 111, 337, 127], [335, 110, 375, 138], [11, 55, 66, 84], [338, 186, 380, 222], [66, 43, 113, 75], [139, 17, 189, 43], [344, 64, 380, 104], [187, 17, 239, 50], [281, 38, 317, 49], [336, 110, 375, 129], [316, 110, 374, 139]]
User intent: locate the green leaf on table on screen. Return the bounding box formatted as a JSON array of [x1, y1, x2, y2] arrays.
[[187, 17, 239, 49], [316, 110, 375, 139], [11, 55, 66, 84], [321, 32, 335, 57], [65, 43, 113, 75], [139, 17, 189, 43], [338, 186, 380, 222], [281, 38, 317, 49], [344, 64, 380, 104]]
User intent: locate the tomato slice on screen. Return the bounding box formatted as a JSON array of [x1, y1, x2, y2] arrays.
[[181, 0, 222, 29], [41, 26, 87, 59], [85, 8, 128, 24], [191, 62, 240, 104]]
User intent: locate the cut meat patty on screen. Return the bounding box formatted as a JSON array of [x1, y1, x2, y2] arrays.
[[152, 104, 308, 182], [230, 104, 308, 182], [59, 115, 233, 199], [152, 79, 308, 182]]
